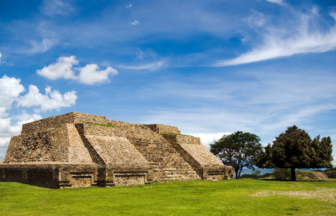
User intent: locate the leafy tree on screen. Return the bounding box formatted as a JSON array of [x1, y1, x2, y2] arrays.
[[256, 125, 333, 181], [253, 169, 261, 176], [210, 131, 263, 179]]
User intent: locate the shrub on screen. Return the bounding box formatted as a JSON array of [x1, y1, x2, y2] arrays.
[[239, 174, 258, 179], [325, 171, 336, 178], [259, 173, 273, 179], [273, 168, 291, 180]]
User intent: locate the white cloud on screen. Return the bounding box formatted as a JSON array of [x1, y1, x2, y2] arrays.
[[17, 85, 77, 112], [0, 52, 2, 64], [29, 38, 58, 54], [0, 137, 11, 147], [78, 64, 118, 85], [37, 56, 78, 80], [37, 56, 118, 85], [216, 12, 336, 66], [131, 20, 140, 25], [41, 0, 75, 16], [126, 3, 132, 8], [266, 0, 284, 5], [136, 50, 146, 60], [245, 10, 267, 27], [330, 9, 336, 20], [121, 61, 164, 70], [0, 75, 25, 109], [191, 133, 232, 149], [311, 5, 319, 15]]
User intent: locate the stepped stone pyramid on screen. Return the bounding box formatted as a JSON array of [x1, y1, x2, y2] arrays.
[[0, 112, 234, 188]]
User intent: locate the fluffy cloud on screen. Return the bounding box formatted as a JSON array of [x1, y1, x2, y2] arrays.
[[0, 137, 11, 147], [37, 56, 118, 85], [17, 85, 77, 112], [126, 3, 132, 8], [0, 75, 25, 109], [216, 9, 336, 66], [37, 56, 78, 80], [78, 64, 118, 85]]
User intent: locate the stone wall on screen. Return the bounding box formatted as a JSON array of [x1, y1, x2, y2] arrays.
[[0, 163, 98, 188], [4, 125, 70, 163], [21, 112, 107, 135], [145, 124, 180, 134]]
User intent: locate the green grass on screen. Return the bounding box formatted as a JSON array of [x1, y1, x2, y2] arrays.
[[84, 122, 119, 128], [1, 179, 336, 215], [162, 132, 194, 137]]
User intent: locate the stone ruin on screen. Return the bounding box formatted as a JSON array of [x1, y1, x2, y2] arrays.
[[0, 112, 234, 188]]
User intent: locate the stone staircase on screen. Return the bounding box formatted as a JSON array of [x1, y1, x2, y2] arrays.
[[114, 124, 201, 182]]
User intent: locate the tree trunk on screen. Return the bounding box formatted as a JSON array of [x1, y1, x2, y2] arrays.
[[291, 167, 296, 181]]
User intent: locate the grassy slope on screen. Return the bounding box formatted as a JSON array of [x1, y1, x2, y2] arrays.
[[1, 180, 336, 216]]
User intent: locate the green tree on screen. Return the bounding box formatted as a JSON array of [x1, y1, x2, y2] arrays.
[[256, 125, 333, 181], [210, 131, 263, 179]]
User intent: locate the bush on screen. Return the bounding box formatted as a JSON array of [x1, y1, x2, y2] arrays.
[[273, 168, 291, 180], [259, 173, 273, 179], [325, 171, 336, 178], [239, 174, 258, 179]]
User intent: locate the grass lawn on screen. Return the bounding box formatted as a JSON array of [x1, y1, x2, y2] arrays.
[[1, 179, 336, 216]]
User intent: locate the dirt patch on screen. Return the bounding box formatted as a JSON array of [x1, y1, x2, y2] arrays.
[[251, 187, 336, 203]]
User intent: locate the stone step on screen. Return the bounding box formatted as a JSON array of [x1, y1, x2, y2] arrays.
[[186, 171, 197, 174], [161, 174, 182, 178], [162, 168, 176, 171]]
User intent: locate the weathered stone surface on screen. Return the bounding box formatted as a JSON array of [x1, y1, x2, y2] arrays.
[[67, 124, 93, 164], [0, 112, 234, 188]]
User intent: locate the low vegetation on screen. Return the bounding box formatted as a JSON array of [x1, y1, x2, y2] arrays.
[[240, 169, 334, 181], [162, 132, 193, 137], [1, 179, 336, 215], [84, 122, 119, 128]]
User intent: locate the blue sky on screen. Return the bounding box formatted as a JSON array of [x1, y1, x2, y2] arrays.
[[1, 0, 336, 168]]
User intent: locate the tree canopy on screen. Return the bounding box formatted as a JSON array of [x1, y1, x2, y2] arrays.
[[256, 125, 333, 181], [210, 131, 263, 179]]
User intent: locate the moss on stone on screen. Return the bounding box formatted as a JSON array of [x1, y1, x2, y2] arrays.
[[85, 122, 119, 128], [162, 132, 193, 137]]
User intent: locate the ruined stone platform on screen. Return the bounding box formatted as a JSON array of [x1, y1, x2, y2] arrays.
[[0, 112, 234, 188]]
